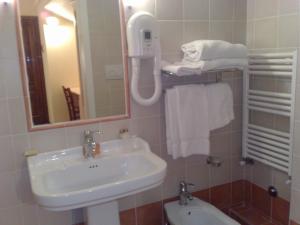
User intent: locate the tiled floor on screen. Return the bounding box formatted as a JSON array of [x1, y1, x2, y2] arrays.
[[229, 204, 283, 225]]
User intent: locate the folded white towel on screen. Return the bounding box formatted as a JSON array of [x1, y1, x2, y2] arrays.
[[206, 83, 234, 130], [181, 40, 248, 62], [163, 58, 248, 76], [165, 85, 210, 159]]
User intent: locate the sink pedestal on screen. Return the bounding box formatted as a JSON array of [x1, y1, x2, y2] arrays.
[[86, 201, 120, 225]]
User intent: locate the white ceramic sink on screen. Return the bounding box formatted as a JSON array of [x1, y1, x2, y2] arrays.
[[27, 137, 167, 225]]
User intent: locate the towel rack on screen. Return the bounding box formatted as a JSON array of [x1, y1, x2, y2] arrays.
[[161, 68, 243, 93], [161, 68, 241, 78], [243, 51, 298, 175]]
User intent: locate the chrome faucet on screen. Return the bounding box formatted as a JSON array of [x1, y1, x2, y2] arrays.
[[179, 181, 194, 205], [83, 130, 103, 159]]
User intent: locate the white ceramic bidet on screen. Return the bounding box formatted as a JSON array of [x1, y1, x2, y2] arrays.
[[164, 197, 240, 225]]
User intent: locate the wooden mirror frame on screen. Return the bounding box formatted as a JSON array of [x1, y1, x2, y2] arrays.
[[14, 0, 130, 132]]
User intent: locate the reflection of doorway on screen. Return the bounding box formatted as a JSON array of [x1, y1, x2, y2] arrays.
[[21, 16, 49, 125]]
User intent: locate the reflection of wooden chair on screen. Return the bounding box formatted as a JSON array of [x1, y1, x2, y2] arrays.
[[62, 86, 80, 121]]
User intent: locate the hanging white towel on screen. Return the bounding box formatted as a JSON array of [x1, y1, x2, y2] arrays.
[[206, 83, 235, 130], [165, 85, 210, 159], [165, 88, 181, 158], [165, 83, 235, 159], [181, 40, 248, 62]]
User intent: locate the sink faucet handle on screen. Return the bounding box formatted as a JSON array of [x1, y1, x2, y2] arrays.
[[179, 181, 195, 192], [187, 182, 195, 187]]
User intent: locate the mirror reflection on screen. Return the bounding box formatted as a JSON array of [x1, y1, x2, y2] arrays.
[[19, 0, 127, 126]]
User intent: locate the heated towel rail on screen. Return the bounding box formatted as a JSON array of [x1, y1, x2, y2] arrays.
[[243, 51, 297, 175]]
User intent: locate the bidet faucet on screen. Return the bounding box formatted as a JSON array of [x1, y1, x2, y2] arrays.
[[83, 130, 103, 159], [179, 181, 194, 205]]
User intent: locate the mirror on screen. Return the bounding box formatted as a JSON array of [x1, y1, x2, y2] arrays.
[[16, 0, 129, 129]]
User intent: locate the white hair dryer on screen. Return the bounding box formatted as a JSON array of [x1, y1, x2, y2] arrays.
[[127, 12, 162, 106]]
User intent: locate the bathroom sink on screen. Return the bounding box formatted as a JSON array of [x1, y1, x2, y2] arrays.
[[27, 137, 167, 212]]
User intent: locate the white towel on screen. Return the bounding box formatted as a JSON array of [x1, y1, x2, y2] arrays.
[[165, 88, 181, 158], [165, 85, 210, 159], [165, 83, 235, 159], [181, 40, 248, 62], [206, 83, 235, 130], [162, 58, 248, 76]]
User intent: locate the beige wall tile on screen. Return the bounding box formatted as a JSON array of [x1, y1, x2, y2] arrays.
[[293, 122, 300, 157], [30, 128, 67, 153], [37, 207, 72, 225], [0, 59, 23, 98], [159, 21, 183, 54], [130, 117, 161, 149], [210, 21, 234, 43], [231, 156, 244, 182], [130, 0, 155, 15], [0, 6, 18, 60], [12, 134, 30, 170], [185, 160, 210, 191], [272, 169, 291, 201], [7, 98, 27, 135], [232, 105, 243, 131], [279, 0, 299, 15], [0, 100, 11, 136], [252, 161, 273, 189], [254, 18, 277, 49], [292, 156, 300, 190], [183, 0, 209, 20], [21, 203, 39, 225], [131, 87, 162, 118], [118, 195, 136, 211], [0, 172, 20, 208], [162, 167, 185, 199], [183, 21, 209, 43], [15, 169, 34, 204], [136, 185, 162, 207], [290, 188, 300, 222], [0, 136, 15, 173], [100, 119, 130, 142], [231, 131, 242, 156], [210, 157, 231, 186], [211, 0, 235, 20], [247, 0, 255, 20], [295, 85, 300, 121], [247, 21, 255, 49], [156, 0, 183, 20], [254, 0, 279, 18], [233, 21, 247, 44], [250, 77, 277, 92], [249, 111, 274, 129], [278, 15, 299, 48], [234, 0, 247, 21], [210, 132, 231, 157], [0, 206, 22, 225], [274, 115, 290, 133]]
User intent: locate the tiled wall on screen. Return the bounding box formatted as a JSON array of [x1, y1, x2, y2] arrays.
[[0, 0, 247, 225], [246, 0, 300, 223]]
